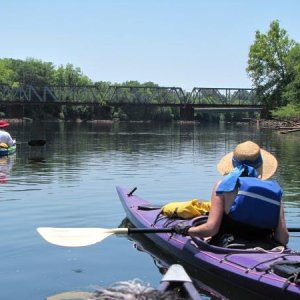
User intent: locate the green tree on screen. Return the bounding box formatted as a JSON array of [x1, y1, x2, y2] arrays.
[[283, 44, 300, 104], [54, 63, 92, 86], [0, 59, 15, 85], [11, 58, 56, 86], [247, 20, 295, 110]]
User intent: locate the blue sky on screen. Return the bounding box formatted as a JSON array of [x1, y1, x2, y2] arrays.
[[1, 1, 300, 90]]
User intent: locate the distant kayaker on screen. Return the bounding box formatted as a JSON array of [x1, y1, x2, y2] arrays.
[[0, 120, 15, 147], [174, 141, 289, 247]]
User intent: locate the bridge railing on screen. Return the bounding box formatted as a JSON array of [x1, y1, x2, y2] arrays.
[[106, 86, 185, 105], [49, 86, 105, 103], [0, 85, 41, 102], [188, 88, 258, 105], [0, 84, 258, 106]]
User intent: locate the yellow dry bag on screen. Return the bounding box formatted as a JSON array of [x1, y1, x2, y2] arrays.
[[161, 199, 211, 219]]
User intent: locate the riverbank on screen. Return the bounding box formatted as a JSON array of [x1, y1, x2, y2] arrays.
[[252, 118, 300, 134]]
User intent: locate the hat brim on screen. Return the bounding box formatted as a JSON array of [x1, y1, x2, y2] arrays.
[[217, 149, 278, 180]]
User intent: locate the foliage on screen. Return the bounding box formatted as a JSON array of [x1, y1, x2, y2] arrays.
[[54, 63, 92, 86], [0, 59, 15, 86], [283, 44, 300, 104], [0, 58, 92, 87], [9, 58, 56, 86], [247, 20, 295, 110], [271, 104, 300, 120]]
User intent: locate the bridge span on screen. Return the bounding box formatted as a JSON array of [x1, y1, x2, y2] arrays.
[[0, 84, 264, 120]]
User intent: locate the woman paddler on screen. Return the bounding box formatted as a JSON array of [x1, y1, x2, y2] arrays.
[[174, 141, 289, 247]]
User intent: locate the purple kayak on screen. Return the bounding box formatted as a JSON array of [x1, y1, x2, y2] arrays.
[[117, 186, 300, 300]]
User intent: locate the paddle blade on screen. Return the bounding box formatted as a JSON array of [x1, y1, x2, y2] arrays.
[[37, 227, 117, 247], [28, 140, 46, 146]]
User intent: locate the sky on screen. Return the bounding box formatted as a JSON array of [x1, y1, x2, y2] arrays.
[[1, 0, 300, 91]]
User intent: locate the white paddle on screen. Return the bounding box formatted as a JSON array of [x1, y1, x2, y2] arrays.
[[37, 227, 174, 247]]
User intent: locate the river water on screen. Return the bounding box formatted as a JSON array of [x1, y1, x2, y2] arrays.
[[1, 121, 300, 300]]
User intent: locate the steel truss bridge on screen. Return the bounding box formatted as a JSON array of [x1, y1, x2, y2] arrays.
[[0, 84, 259, 104], [0, 84, 264, 119]]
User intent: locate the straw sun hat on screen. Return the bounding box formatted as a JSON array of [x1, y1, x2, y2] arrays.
[[217, 141, 278, 180]]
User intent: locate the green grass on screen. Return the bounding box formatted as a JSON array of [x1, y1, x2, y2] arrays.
[[271, 104, 300, 120]]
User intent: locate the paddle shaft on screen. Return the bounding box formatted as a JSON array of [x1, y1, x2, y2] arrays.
[[103, 228, 174, 234], [128, 227, 174, 234], [129, 226, 300, 233], [115, 227, 300, 234]]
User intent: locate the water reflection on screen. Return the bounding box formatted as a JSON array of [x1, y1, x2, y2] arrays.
[[0, 155, 15, 184]]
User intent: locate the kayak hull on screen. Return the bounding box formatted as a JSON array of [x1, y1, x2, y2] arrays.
[[0, 144, 16, 156], [117, 186, 300, 300]]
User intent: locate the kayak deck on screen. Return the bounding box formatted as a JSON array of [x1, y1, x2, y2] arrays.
[[0, 144, 16, 156], [117, 186, 300, 300]]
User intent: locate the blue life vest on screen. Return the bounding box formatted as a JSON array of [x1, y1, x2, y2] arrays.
[[228, 177, 282, 229]]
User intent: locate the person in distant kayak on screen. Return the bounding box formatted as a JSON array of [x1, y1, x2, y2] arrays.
[[174, 141, 289, 247], [0, 120, 15, 147]]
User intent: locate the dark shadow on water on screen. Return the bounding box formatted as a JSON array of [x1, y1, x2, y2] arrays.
[[28, 156, 47, 163]]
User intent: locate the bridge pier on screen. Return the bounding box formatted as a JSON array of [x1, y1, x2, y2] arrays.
[[93, 104, 112, 119], [180, 105, 194, 121], [24, 103, 62, 120], [260, 108, 268, 119]]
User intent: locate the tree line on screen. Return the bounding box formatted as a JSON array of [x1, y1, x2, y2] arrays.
[[0, 19, 299, 121]]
